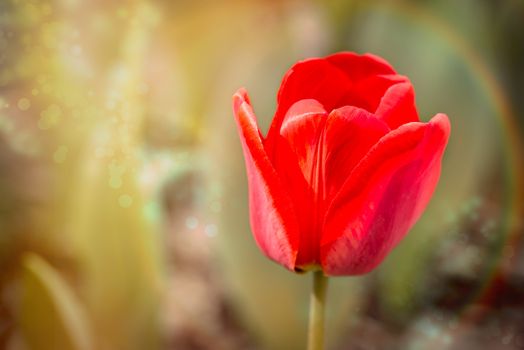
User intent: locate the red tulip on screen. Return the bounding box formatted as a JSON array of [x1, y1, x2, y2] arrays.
[[233, 52, 450, 276]]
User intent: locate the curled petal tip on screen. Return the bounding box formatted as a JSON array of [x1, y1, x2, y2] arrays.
[[430, 113, 451, 136], [233, 88, 250, 114]]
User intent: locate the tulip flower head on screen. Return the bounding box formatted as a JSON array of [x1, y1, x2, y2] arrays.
[[233, 52, 450, 276]]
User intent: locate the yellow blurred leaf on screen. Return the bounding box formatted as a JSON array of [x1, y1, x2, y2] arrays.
[[18, 254, 93, 350]]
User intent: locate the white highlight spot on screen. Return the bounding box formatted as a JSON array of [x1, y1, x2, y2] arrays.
[[205, 224, 217, 237], [185, 216, 198, 230]]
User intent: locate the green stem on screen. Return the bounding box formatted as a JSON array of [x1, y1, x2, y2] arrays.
[[307, 270, 329, 350]]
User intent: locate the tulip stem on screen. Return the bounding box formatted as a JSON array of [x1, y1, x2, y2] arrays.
[[307, 270, 329, 350]]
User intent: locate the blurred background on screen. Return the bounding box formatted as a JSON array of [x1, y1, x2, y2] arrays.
[[0, 0, 523, 349]]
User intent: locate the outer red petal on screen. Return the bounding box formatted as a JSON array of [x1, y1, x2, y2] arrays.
[[321, 114, 450, 276], [323, 106, 390, 200], [233, 88, 299, 270], [375, 81, 420, 129], [270, 99, 328, 268]]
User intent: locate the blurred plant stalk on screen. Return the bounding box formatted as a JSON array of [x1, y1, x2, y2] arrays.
[[307, 271, 329, 350], [63, 3, 163, 349]]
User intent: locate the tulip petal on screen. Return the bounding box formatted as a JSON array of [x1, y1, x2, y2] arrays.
[[326, 53, 401, 115], [277, 99, 328, 192], [271, 99, 328, 267], [276, 58, 351, 113], [321, 114, 450, 276], [326, 52, 396, 81], [233, 89, 300, 270], [375, 81, 420, 129], [271, 102, 390, 268], [323, 106, 390, 200], [332, 74, 408, 117], [265, 59, 352, 151]]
